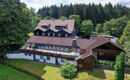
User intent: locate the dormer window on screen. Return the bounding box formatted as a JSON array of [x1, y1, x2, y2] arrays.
[[55, 26, 65, 30], [41, 25, 49, 29]]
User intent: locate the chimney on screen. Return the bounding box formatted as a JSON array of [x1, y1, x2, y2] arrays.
[[72, 39, 79, 53], [72, 39, 78, 48]]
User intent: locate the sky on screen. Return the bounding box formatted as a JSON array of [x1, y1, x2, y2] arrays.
[[20, 0, 130, 12]]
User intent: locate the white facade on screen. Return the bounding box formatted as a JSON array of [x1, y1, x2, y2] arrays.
[[58, 58, 67, 65], [6, 53, 77, 66], [6, 53, 34, 60]]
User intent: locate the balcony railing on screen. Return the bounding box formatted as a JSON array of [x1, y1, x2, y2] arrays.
[[27, 43, 72, 53], [25, 47, 79, 56]]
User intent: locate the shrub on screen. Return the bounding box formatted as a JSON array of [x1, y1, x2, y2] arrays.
[[60, 62, 77, 80], [115, 52, 125, 80], [106, 61, 110, 65]]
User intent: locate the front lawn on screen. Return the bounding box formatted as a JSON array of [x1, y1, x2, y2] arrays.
[[0, 63, 38, 80], [4, 59, 130, 80]]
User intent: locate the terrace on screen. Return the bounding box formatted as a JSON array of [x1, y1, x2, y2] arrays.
[[21, 43, 80, 56]]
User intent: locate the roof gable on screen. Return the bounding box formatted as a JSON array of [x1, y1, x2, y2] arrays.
[[35, 20, 75, 32]]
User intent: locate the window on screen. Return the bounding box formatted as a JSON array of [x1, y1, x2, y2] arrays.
[[25, 53, 27, 56], [35, 43, 38, 48], [40, 56, 43, 59], [57, 46, 59, 50], [36, 32, 39, 35], [28, 54, 31, 56], [55, 26, 65, 30], [49, 45, 52, 49], [42, 44, 45, 48], [47, 56, 50, 60], [58, 33, 61, 37], [65, 34, 68, 37], [42, 33, 45, 36], [52, 33, 55, 37], [48, 33, 50, 36], [41, 26, 49, 29], [38, 44, 41, 48], [61, 58, 64, 62]]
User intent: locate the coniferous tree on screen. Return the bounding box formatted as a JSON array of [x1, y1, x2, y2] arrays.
[[115, 52, 125, 80], [37, 3, 129, 24]]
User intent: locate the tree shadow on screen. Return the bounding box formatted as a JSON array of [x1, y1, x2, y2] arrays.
[[87, 68, 107, 79], [26, 61, 47, 79]]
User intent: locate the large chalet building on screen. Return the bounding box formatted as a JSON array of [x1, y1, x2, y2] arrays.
[[7, 20, 123, 70]]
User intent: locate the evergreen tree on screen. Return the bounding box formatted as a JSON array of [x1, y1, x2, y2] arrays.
[[37, 3, 129, 24], [115, 52, 125, 80]]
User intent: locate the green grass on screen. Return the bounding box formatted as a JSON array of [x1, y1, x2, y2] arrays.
[[4, 59, 130, 80], [0, 63, 38, 80]]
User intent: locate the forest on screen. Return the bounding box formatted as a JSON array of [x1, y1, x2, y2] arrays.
[[37, 3, 130, 24]]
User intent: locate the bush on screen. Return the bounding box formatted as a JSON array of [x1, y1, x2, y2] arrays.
[[115, 52, 125, 80], [60, 62, 77, 80], [95, 60, 115, 66], [106, 61, 110, 65]]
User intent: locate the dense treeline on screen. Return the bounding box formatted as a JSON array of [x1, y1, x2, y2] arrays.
[[37, 3, 130, 24]]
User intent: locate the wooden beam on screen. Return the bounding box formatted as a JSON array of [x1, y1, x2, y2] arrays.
[[93, 49, 121, 54]]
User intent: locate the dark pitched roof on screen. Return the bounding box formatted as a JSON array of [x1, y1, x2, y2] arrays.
[[35, 20, 75, 32], [76, 36, 124, 60], [27, 35, 123, 60], [27, 36, 93, 49]]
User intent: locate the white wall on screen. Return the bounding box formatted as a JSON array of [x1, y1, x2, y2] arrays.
[[44, 56, 56, 64], [58, 58, 67, 65], [35, 55, 44, 62], [6, 53, 77, 66], [35, 55, 56, 64], [6, 53, 34, 60]]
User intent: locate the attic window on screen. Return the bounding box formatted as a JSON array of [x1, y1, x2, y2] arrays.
[[41, 25, 49, 29], [55, 26, 65, 30]]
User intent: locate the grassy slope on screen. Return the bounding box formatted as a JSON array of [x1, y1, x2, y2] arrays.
[[0, 63, 38, 80], [4, 59, 130, 80]]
